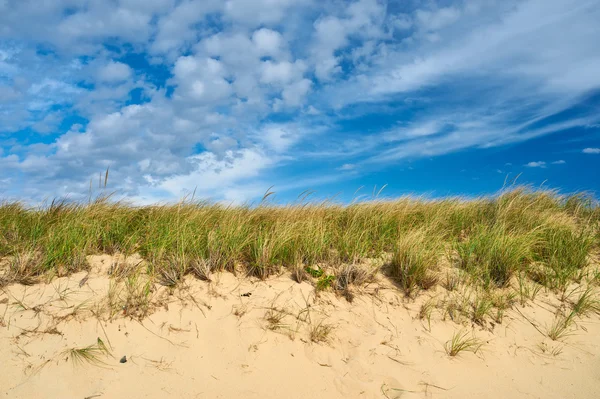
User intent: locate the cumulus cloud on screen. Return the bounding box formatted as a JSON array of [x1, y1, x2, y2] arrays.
[[280, 78, 312, 107], [255, 124, 302, 153], [151, 0, 222, 56], [224, 0, 307, 26], [311, 0, 386, 80], [260, 61, 305, 85], [583, 148, 600, 154], [158, 148, 275, 203], [98, 61, 133, 82], [171, 56, 233, 103], [252, 28, 284, 57]]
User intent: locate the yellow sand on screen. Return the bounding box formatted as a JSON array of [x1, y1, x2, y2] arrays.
[[1, 255, 599, 398]]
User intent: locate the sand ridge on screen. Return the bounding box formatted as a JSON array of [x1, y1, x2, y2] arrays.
[[1, 254, 600, 399]]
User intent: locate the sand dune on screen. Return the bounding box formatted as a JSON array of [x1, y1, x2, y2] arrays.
[[1, 254, 600, 399]]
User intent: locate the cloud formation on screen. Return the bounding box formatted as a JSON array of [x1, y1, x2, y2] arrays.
[[525, 161, 547, 168], [1, 0, 599, 203], [583, 148, 600, 154]]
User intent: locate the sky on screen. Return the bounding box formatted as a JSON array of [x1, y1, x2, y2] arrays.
[[1, 0, 599, 205]]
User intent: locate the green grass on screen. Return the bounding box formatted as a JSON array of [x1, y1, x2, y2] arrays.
[[0, 186, 598, 315], [546, 285, 599, 341], [546, 314, 575, 341], [418, 297, 436, 331], [389, 229, 440, 296], [454, 225, 532, 289], [444, 330, 484, 357], [62, 337, 112, 367], [531, 224, 595, 290], [570, 286, 600, 317], [471, 291, 494, 325]]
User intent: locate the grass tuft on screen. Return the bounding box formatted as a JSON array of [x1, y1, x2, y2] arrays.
[[454, 226, 531, 289], [570, 286, 600, 317], [63, 338, 112, 367], [546, 314, 575, 341], [444, 330, 484, 356], [389, 230, 440, 296], [309, 320, 334, 343]]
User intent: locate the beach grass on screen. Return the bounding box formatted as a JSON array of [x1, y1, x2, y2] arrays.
[[1, 186, 598, 326], [444, 330, 484, 356]]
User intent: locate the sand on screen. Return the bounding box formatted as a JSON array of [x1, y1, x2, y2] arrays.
[[1, 254, 600, 399]]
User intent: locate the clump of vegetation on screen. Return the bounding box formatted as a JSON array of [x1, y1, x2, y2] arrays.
[[315, 274, 336, 291], [470, 291, 494, 325], [0, 250, 44, 286], [454, 225, 532, 289], [570, 286, 600, 317], [389, 229, 440, 296], [418, 297, 436, 331], [309, 320, 334, 343], [546, 286, 600, 341], [444, 330, 484, 357], [531, 224, 595, 291], [517, 272, 542, 306], [0, 185, 598, 326], [264, 307, 288, 331], [546, 314, 575, 341], [62, 338, 112, 367]]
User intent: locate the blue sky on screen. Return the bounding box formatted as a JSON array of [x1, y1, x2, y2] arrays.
[[1, 0, 599, 204]]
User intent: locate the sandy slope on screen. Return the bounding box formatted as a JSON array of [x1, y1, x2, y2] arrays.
[[1, 255, 600, 399]]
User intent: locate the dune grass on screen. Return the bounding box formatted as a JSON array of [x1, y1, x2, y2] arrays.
[[0, 186, 598, 326], [444, 330, 484, 357], [62, 337, 112, 367]]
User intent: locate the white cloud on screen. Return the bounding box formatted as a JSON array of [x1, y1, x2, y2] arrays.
[[280, 78, 312, 107], [224, 0, 306, 26], [324, 0, 600, 103], [98, 61, 133, 82], [352, 116, 598, 166], [389, 14, 412, 31], [311, 0, 386, 80], [252, 28, 284, 57], [0, 85, 22, 103], [415, 7, 461, 31], [583, 148, 600, 154], [305, 105, 320, 115], [552, 160, 566, 164], [260, 61, 304, 85], [31, 111, 64, 134], [258, 125, 298, 153], [119, 0, 175, 14], [56, 5, 157, 51], [204, 135, 239, 154], [151, 0, 222, 55], [525, 161, 546, 168], [171, 56, 232, 103], [312, 16, 347, 80], [158, 148, 274, 202], [383, 121, 444, 142]]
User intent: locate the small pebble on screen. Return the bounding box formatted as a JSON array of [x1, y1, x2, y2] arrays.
[[120, 356, 127, 363]]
